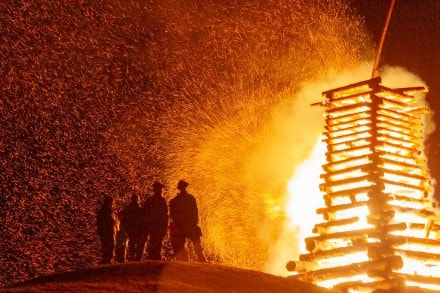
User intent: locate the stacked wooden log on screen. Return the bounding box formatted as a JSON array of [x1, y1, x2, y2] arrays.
[[287, 77, 440, 292]]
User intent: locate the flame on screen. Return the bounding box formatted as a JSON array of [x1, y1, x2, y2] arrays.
[[286, 77, 440, 292], [286, 137, 326, 254]]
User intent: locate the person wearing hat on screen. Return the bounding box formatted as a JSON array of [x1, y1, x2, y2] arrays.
[[169, 180, 206, 262], [96, 195, 118, 264], [143, 181, 169, 260]]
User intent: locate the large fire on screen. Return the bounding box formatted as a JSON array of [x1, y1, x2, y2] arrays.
[[286, 77, 440, 292]]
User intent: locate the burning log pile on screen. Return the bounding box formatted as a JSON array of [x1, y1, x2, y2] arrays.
[[287, 77, 440, 292]]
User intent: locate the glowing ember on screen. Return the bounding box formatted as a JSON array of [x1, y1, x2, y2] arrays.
[[287, 77, 440, 292], [1, 0, 372, 287]]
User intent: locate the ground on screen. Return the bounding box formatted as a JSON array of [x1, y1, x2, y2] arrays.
[[2, 261, 330, 293]]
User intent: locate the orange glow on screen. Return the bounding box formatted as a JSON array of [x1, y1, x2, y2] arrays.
[[286, 77, 440, 292]]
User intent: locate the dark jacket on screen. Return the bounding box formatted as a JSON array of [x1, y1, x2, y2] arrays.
[[97, 201, 117, 239], [169, 191, 198, 233], [121, 202, 143, 237], [144, 194, 168, 232]]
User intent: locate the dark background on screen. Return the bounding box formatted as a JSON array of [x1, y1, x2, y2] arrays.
[[353, 0, 440, 200]]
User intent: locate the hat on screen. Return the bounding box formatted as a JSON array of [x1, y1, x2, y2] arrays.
[[152, 181, 165, 189], [177, 180, 189, 191], [103, 195, 113, 205]]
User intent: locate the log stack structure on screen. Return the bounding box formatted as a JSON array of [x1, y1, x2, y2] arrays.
[[287, 77, 440, 292]]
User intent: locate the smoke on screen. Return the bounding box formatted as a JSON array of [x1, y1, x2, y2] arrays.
[[152, 1, 373, 271], [263, 63, 436, 275], [381, 66, 437, 197], [381, 65, 436, 136], [9, 0, 431, 286]]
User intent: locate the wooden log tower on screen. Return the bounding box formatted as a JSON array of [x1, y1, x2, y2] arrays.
[[287, 77, 440, 292]]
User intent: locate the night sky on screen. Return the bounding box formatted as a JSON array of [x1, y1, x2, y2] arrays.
[[353, 0, 440, 195], [1, 0, 439, 288]]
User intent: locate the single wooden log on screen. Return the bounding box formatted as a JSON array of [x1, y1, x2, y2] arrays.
[[393, 193, 432, 204], [326, 145, 371, 161], [381, 85, 426, 97], [324, 186, 373, 202], [326, 111, 372, 126], [379, 95, 408, 107], [320, 175, 371, 193], [382, 178, 426, 192], [332, 276, 406, 292], [285, 260, 320, 272], [388, 205, 437, 219], [307, 222, 406, 242], [379, 107, 418, 124], [312, 217, 359, 234], [326, 87, 373, 102], [300, 243, 370, 262], [377, 132, 417, 147], [395, 249, 440, 263], [380, 141, 420, 156], [327, 101, 371, 117], [399, 273, 440, 287], [377, 114, 418, 129], [378, 167, 429, 182], [305, 236, 367, 253], [322, 154, 371, 172], [325, 121, 372, 136], [322, 77, 379, 97], [408, 106, 430, 115], [316, 201, 367, 215], [320, 163, 372, 180], [394, 235, 440, 248], [325, 117, 371, 132], [305, 223, 407, 253], [422, 220, 440, 238], [290, 256, 403, 283], [377, 123, 413, 137], [394, 86, 427, 95]]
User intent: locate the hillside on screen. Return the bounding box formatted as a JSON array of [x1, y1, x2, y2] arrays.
[[3, 261, 330, 293]]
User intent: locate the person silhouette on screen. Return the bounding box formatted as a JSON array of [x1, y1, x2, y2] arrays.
[[96, 195, 118, 264], [121, 194, 145, 261], [169, 180, 206, 262], [143, 181, 168, 260], [115, 211, 128, 263]]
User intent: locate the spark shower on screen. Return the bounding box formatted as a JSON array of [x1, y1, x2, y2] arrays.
[[1, 0, 432, 287]]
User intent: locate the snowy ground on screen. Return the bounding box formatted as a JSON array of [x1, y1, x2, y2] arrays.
[[3, 261, 330, 293]]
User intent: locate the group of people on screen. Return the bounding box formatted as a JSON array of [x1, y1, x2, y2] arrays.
[[96, 179, 206, 264]]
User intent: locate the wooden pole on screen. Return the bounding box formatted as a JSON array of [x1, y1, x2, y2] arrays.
[[372, 0, 396, 78]]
